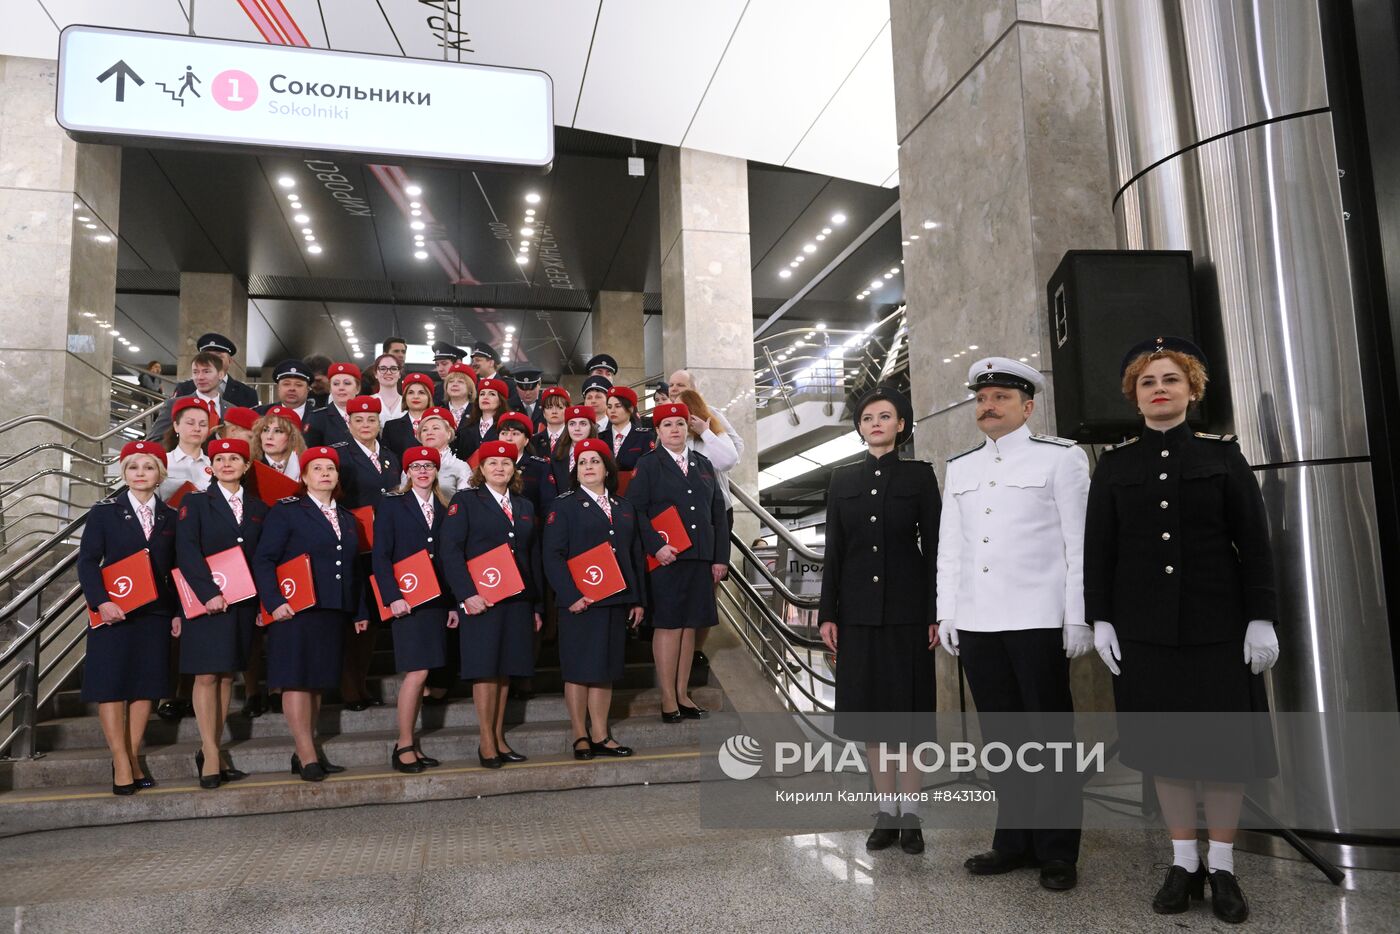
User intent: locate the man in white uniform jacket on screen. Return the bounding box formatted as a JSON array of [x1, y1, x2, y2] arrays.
[[935, 356, 1092, 893]]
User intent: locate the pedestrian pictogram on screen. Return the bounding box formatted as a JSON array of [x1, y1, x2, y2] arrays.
[[95, 59, 143, 102], [157, 66, 202, 106]]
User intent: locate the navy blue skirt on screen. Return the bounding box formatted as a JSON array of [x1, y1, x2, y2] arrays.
[[179, 601, 257, 674], [391, 605, 449, 672], [557, 604, 628, 684], [648, 560, 718, 630], [82, 611, 173, 703], [459, 599, 535, 680], [265, 608, 347, 691]]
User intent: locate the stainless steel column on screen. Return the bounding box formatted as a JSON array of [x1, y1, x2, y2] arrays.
[[1100, 0, 1395, 833]]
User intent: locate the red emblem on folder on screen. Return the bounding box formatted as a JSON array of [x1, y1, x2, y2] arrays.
[[567, 542, 626, 602], [369, 549, 443, 621], [646, 505, 694, 571], [87, 550, 158, 627], [465, 543, 524, 603]]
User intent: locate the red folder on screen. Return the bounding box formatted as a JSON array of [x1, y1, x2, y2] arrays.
[[465, 543, 525, 604], [165, 482, 196, 508], [171, 546, 256, 619], [251, 461, 301, 506], [257, 553, 316, 625], [567, 542, 626, 602], [368, 549, 443, 621], [466, 447, 484, 470], [86, 550, 158, 627], [351, 506, 374, 553], [616, 470, 634, 496], [646, 505, 694, 571]]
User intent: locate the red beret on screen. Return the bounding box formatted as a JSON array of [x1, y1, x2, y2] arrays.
[[402, 446, 441, 471], [479, 441, 519, 462], [401, 372, 435, 392], [209, 438, 251, 460], [541, 387, 570, 405], [328, 362, 361, 381], [496, 413, 534, 437], [263, 405, 303, 430], [301, 446, 340, 470], [419, 406, 457, 430], [478, 378, 509, 398], [119, 440, 167, 467], [653, 403, 691, 424], [446, 363, 477, 383], [572, 438, 611, 461], [565, 405, 594, 423], [607, 386, 638, 408], [172, 397, 220, 426], [223, 407, 259, 431], [346, 396, 382, 415]]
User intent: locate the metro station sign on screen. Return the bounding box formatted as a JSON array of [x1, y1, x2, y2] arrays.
[[56, 26, 554, 170]]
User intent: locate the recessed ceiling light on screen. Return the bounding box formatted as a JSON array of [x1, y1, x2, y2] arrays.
[[129, 345, 140, 353], [525, 192, 541, 204], [779, 269, 792, 279], [405, 184, 422, 196], [308, 245, 322, 254], [1019, 357, 1029, 362], [95, 235, 112, 243], [909, 234, 920, 240], [290, 201, 302, 210], [294, 214, 310, 224], [84, 223, 97, 229], [411, 221, 426, 231], [277, 176, 295, 187], [301, 227, 313, 234], [110, 329, 121, 337], [77, 215, 90, 222], [802, 243, 816, 253], [816, 322, 826, 330], [789, 261, 799, 268], [339, 319, 351, 326], [901, 240, 910, 246], [353, 351, 364, 358], [831, 212, 847, 224], [856, 294, 866, 300], [890, 267, 900, 274], [870, 280, 883, 289], [286, 194, 298, 201], [525, 208, 536, 217], [883, 273, 893, 279], [409, 201, 421, 209], [520, 227, 534, 237], [516, 255, 529, 264], [922, 220, 938, 229], [415, 250, 429, 260], [815, 234, 826, 241], [411, 209, 422, 217], [304, 234, 316, 241], [795, 256, 805, 264]]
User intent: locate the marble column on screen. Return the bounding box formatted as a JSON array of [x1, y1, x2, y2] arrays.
[[178, 272, 248, 379], [590, 290, 646, 389], [888, 1, 1117, 712], [0, 55, 121, 549], [657, 146, 759, 542]]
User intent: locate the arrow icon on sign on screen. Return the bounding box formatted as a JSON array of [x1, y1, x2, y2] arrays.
[[96, 60, 144, 102]]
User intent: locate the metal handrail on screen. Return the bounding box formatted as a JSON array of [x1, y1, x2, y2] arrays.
[[728, 481, 823, 564], [0, 496, 103, 591], [0, 443, 111, 474], [0, 469, 112, 505], [0, 398, 163, 446], [730, 535, 819, 610]]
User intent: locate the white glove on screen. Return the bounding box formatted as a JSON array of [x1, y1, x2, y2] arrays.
[[1093, 621, 1121, 676], [1063, 623, 1094, 659], [937, 619, 959, 657], [1243, 620, 1280, 674]]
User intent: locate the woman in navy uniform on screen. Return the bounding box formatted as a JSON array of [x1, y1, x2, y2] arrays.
[[253, 446, 369, 782], [599, 386, 656, 471], [174, 437, 266, 788], [549, 404, 598, 492], [373, 445, 457, 773], [455, 377, 507, 463], [531, 387, 570, 458], [251, 405, 306, 480], [1085, 337, 1279, 924], [816, 384, 941, 852], [497, 412, 556, 518], [624, 402, 729, 721], [543, 439, 645, 759], [414, 406, 471, 496], [442, 363, 477, 429], [79, 441, 179, 795], [382, 372, 436, 460], [441, 441, 544, 768], [303, 362, 361, 448]]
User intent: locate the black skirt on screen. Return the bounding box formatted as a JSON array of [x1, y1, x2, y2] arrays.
[[459, 599, 535, 680], [557, 604, 627, 684], [1114, 638, 1278, 781], [178, 601, 257, 674], [391, 605, 449, 672], [832, 622, 936, 743], [82, 611, 173, 703], [648, 560, 717, 630], [265, 608, 347, 691]]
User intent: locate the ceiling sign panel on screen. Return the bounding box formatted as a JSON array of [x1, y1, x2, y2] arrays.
[[56, 25, 554, 169]]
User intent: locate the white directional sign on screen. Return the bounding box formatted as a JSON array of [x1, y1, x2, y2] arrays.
[[56, 25, 554, 169]]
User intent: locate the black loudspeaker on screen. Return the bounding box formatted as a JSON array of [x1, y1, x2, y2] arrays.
[[1047, 250, 1210, 443]]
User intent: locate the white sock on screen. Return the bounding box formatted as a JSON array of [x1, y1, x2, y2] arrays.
[[878, 798, 897, 817], [1172, 838, 1200, 871], [1207, 839, 1234, 875]]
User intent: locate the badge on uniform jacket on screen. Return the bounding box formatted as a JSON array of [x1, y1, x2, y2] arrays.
[[448, 503, 459, 516], [547, 511, 556, 524], [179, 506, 188, 520]]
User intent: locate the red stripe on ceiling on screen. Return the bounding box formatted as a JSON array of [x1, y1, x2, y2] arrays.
[[263, 0, 310, 46], [236, 0, 286, 44]]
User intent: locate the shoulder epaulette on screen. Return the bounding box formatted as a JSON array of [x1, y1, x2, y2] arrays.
[[529, 455, 549, 463], [384, 490, 405, 496], [1103, 436, 1139, 452], [1030, 434, 1075, 447], [278, 495, 301, 504], [947, 441, 986, 463], [95, 496, 118, 505], [1194, 431, 1238, 443], [555, 488, 575, 498]]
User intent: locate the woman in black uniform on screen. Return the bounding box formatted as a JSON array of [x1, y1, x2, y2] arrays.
[[303, 362, 361, 448], [599, 386, 656, 471], [624, 403, 729, 721], [373, 445, 456, 773], [531, 387, 570, 458], [442, 441, 544, 768], [175, 437, 266, 788], [253, 446, 368, 782], [456, 376, 507, 463], [497, 412, 556, 518], [1085, 337, 1279, 924], [550, 404, 598, 492], [816, 384, 941, 852], [543, 438, 645, 759], [78, 441, 179, 795], [382, 372, 436, 459]]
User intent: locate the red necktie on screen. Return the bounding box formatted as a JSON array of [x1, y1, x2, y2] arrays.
[[499, 493, 513, 523], [321, 504, 341, 538]]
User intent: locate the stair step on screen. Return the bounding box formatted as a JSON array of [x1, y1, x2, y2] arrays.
[[33, 686, 723, 750], [0, 714, 718, 791]]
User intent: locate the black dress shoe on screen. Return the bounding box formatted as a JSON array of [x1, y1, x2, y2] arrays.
[[156, 700, 186, 722], [1207, 869, 1249, 923], [297, 761, 327, 782], [316, 752, 346, 774], [422, 694, 449, 707], [477, 746, 503, 769], [194, 751, 222, 789], [134, 772, 157, 790], [219, 757, 248, 782], [1152, 864, 1207, 914], [268, 694, 283, 713], [866, 813, 900, 851], [413, 742, 440, 768], [365, 696, 385, 707], [590, 735, 633, 757], [1039, 859, 1078, 891], [692, 650, 709, 668], [677, 702, 708, 719], [572, 737, 595, 761], [345, 699, 370, 712], [111, 765, 136, 796], [964, 849, 1035, 875], [242, 694, 267, 719], [660, 709, 683, 724], [498, 746, 527, 763], [391, 745, 427, 774], [899, 814, 924, 854]]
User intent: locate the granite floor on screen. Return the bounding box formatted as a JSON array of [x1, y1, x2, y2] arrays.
[[0, 783, 1395, 933]]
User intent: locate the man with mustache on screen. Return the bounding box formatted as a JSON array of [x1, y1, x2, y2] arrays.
[[934, 356, 1092, 892]]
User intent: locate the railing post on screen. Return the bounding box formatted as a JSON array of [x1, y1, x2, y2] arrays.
[[12, 639, 40, 759]]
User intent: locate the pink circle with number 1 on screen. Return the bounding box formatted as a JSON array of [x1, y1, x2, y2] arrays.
[[212, 70, 258, 111]]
